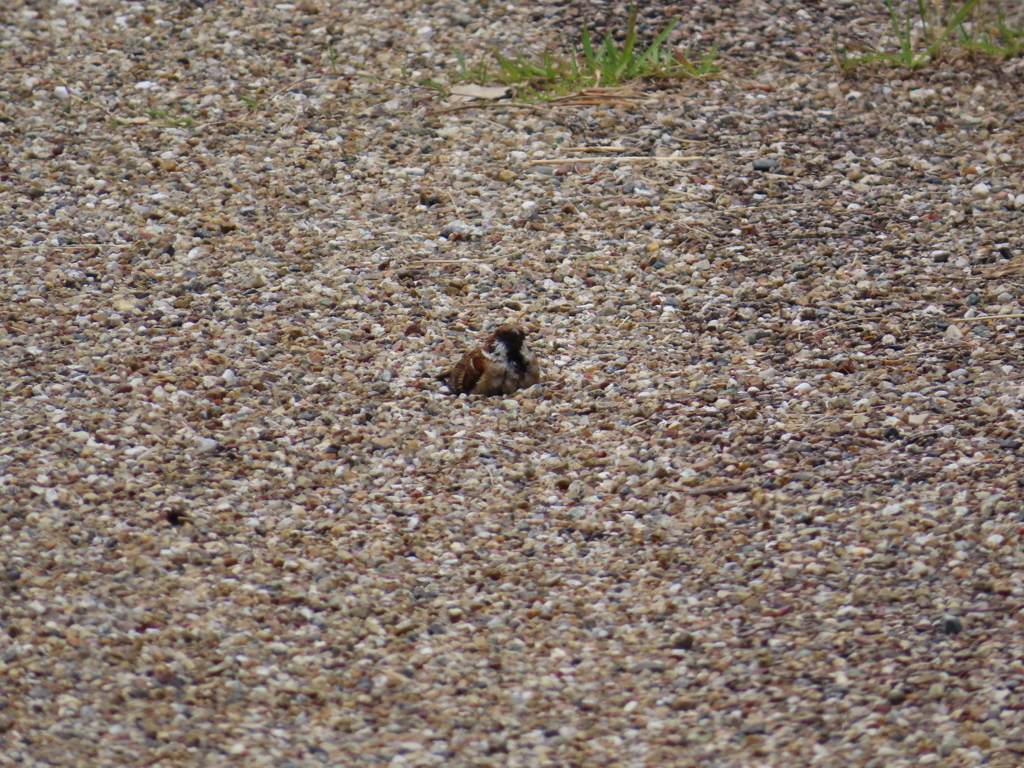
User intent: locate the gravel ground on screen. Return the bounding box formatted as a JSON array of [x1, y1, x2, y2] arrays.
[[4, 0, 1024, 766]]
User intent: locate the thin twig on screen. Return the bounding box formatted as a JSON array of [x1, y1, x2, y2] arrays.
[[447, 190, 461, 218], [547, 86, 650, 106], [673, 482, 753, 496], [675, 222, 713, 238], [353, 71, 427, 88], [565, 146, 633, 153], [193, 112, 249, 129], [403, 248, 530, 268], [565, 143, 704, 154], [428, 102, 559, 117], [971, 163, 1024, 183], [550, 98, 647, 107], [457, 115, 513, 132], [660, 195, 706, 203], [12, 243, 133, 250], [524, 156, 702, 167], [745, 202, 821, 210], [265, 76, 322, 101], [951, 313, 1024, 322], [55, 76, 132, 122]]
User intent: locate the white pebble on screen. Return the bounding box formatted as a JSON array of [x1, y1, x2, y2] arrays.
[[908, 88, 936, 106], [195, 438, 220, 453], [908, 560, 930, 578]]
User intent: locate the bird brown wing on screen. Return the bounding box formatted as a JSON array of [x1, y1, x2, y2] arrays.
[[445, 350, 486, 394]]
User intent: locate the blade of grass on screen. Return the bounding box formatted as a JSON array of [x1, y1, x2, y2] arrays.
[[904, 0, 918, 63], [581, 24, 596, 70], [923, 0, 980, 60], [641, 18, 679, 64], [917, 0, 930, 40], [447, 3, 712, 99], [695, 39, 721, 75], [635, 18, 680, 76], [612, 3, 638, 79], [600, 32, 618, 74], [889, 0, 914, 65]]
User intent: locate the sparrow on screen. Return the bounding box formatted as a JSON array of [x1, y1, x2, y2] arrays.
[[438, 325, 540, 396]]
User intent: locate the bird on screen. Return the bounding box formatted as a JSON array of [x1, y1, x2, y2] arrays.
[[438, 325, 540, 396]]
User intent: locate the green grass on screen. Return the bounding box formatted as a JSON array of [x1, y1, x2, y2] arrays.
[[955, 2, 1024, 56], [418, 79, 450, 97], [455, 51, 495, 85], [835, 0, 1024, 71], [579, 7, 719, 82], [145, 103, 196, 128], [491, 52, 587, 99], [452, 4, 718, 100]]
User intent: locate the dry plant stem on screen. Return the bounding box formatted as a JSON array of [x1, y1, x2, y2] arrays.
[[550, 98, 646, 107], [265, 76, 322, 101], [56, 75, 131, 122], [353, 71, 421, 88], [951, 313, 1024, 321], [661, 195, 707, 203], [428, 102, 560, 117], [447, 191, 461, 216], [569, 145, 638, 153], [192, 113, 247, 129], [566, 142, 706, 152], [971, 163, 1024, 182], [524, 156, 703, 166], [404, 249, 530, 268], [746, 202, 822, 210], [13, 244, 133, 250], [458, 115, 514, 132], [678, 483, 754, 495]]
